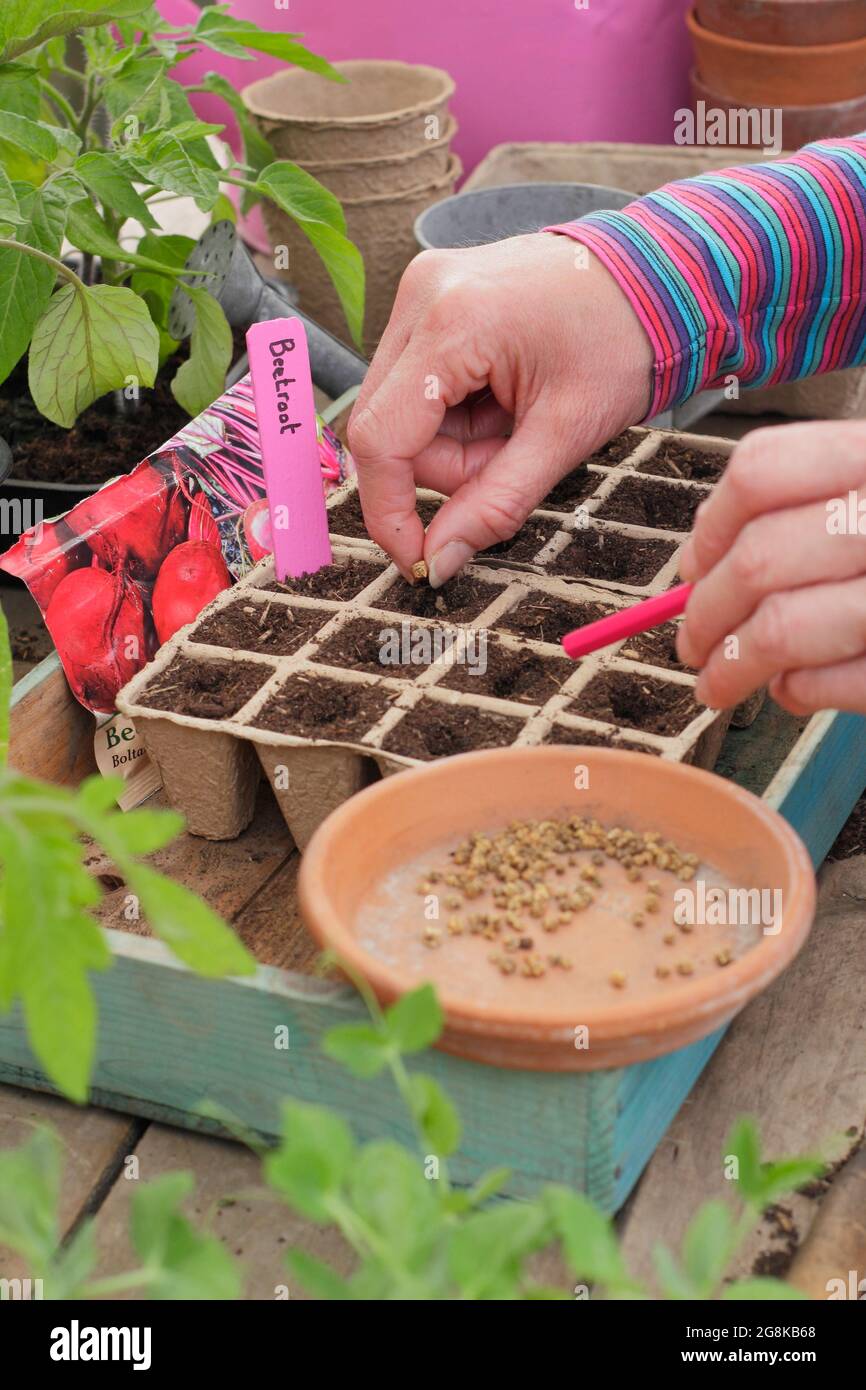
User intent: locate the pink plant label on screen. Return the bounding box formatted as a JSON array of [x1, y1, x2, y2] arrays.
[[246, 317, 332, 582]]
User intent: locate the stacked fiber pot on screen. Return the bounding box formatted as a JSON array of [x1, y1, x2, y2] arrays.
[[688, 0, 866, 146], [242, 60, 459, 355]]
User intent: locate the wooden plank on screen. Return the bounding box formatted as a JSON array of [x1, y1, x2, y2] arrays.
[[91, 787, 295, 940], [10, 654, 96, 785], [231, 853, 321, 972], [90, 1122, 353, 1301], [0, 1084, 141, 1285], [615, 853, 866, 1284]]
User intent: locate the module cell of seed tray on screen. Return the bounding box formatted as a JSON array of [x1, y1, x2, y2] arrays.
[[118, 529, 731, 849]]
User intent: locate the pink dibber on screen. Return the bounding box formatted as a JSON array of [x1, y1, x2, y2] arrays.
[[246, 318, 332, 582], [562, 582, 694, 660]]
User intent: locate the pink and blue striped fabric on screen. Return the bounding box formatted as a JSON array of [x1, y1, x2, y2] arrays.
[[546, 136, 866, 419]]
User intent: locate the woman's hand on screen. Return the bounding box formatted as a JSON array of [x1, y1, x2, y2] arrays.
[[347, 233, 652, 585], [678, 421, 866, 716]]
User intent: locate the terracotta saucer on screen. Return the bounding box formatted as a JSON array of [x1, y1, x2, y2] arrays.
[[299, 747, 816, 1071]]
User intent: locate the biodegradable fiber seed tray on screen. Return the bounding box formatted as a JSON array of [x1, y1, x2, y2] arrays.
[[116, 428, 756, 847]]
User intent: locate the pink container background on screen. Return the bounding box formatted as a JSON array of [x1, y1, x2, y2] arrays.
[[162, 0, 694, 252]]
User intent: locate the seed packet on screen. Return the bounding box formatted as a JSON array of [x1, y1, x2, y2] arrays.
[[1, 373, 353, 717]]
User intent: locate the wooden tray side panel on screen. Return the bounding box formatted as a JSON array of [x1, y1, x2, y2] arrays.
[[767, 710, 866, 867], [0, 940, 626, 1207], [9, 655, 96, 785]]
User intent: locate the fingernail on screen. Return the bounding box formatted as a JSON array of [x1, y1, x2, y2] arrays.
[[428, 540, 475, 588], [694, 675, 717, 710]]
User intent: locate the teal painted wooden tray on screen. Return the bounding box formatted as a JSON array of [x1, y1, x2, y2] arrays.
[[2, 655, 864, 1211]]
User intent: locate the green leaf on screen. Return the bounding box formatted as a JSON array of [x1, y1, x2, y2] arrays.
[[0, 1126, 60, 1267], [726, 1118, 823, 1207], [143, 119, 224, 148], [130, 231, 193, 362], [322, 1021, 389, 1078], [102, 55, 167, 129], [727, 1116, 763, 1199], [385, 983, 443, 1053], [652, 1242, 697, 1300], [455, 1166, 511, 1211], [682, 1199, 735, 1297], [127, 131, 220, 212], [64, 199, 189, 275], [0, 816, 109, 1101], [348, 1142, 440, 1267], [0, 166, 23, 226], [131, 231, 193, 340], [80, 23, 124, 76], [192, 12, 342, 79], [0, 62, 41, 119], [101, 806, 185, 857], [80, 785, 185, 854], [131, 1172, 240, 1299], [0, 2, 155, 63], [170, 286, 232, 417], [0, 68, 46, 181], [28, 282, 159, 428], [198, 72, 275, 187], [256, 160, 346, 235], [285, 1249, 348, 1301], [115, 5, 166, 42], [46, 1219, 97, 1299], [123, 862, 255, 977], [265, 1100, 355, 1223], [545, 1186, 631, 1288], [448, 1202, 550, 1299], [250, 159, 368, 336], [754, 1158, 826, 1208], [723, 1278, 808, 1301], [408, 1074, 460, 1156], [160, 79, 220, 172], [76, 775, 127, 816], [0, 109, 61, 161], [74, 151, 158, 230], [295, 218, 365, 349], [211, 192, 236, 225]]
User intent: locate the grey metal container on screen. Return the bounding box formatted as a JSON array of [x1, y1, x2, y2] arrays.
[[414, 180, 634, 248]]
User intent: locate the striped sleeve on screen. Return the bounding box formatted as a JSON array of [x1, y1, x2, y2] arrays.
[[545, 137, 866, 419]]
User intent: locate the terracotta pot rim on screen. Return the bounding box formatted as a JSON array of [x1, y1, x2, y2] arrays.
[[296, 114, 458, 174], [299, 747, 816, 1060], [690, 66, 866, 117], [242, 59, 456, 128], [695, 0, 866, 48], [687, 6, 866, 59]]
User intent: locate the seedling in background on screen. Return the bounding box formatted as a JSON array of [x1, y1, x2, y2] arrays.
[[0, 976, 825, 1301], [0, 2, 365, 427], [0, 606, 255, 1101]]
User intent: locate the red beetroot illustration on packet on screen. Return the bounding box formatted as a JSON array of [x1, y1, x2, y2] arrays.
[[0, 376, 353, 714]]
